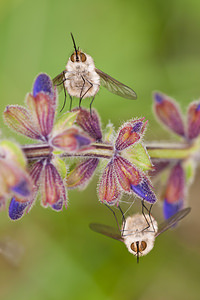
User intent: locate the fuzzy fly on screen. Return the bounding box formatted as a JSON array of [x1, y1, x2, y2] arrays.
[[53, 33, 137, 112], [90, 207, 191, 262]]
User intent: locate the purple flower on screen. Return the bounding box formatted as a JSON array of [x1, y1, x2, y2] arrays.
[[67, 108, 157, 205], [153, 92, 200, 219], [4, 74, 93, 220], [153, 91, 200, 141]]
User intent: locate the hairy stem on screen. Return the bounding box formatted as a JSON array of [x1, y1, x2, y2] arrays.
[[21, 141, 198, 161]]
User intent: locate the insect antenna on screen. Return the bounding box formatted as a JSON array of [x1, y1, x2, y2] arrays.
[[71, 33, 78, 61]]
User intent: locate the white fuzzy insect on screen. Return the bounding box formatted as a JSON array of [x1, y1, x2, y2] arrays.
[[90, 207, 191, 262], [53, 33, 137, 111]]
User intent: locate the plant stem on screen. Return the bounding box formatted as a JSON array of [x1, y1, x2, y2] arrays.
[[21, 141, 199, 161], [146, 143, 199, 159]]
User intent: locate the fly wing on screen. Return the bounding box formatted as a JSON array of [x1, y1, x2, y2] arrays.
[[89, 223, 123, 242], [53, 71, 67, 93], [95, 68, 137, 100], [156, 207, 191, 237]]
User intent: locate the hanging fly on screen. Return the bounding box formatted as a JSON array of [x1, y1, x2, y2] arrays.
[[90, 207, 191, 263], [53, 33, 137, 112]]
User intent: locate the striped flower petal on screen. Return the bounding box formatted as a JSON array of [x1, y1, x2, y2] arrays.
[[187, 100, 200, 140], [26, 160, 45, 212], [26, 93, 55, 140], [75, 108, 102, 141], [3, 105, 41, 140], [51, 127, 93, 152], [41, 162, 67, 210], [153, 92, 185, 137], [131, 177, 157, 203], [115, 119, 147, 151], [67, 158, 99, 189], [113, 155, 141, 192], [98, 161, 121, 205], [164, 163, 185, 204]]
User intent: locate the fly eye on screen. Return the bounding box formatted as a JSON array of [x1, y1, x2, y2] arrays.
[[130, 241, 147, 253], [139, 241, 147, 251], [130, 242, 137, 253], [70, 53, 75, 62], [80, 52, 86, 62]]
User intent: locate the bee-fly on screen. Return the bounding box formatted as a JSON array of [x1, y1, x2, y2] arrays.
[[90, 207, 191, 262], [53, 33, 137, 112]]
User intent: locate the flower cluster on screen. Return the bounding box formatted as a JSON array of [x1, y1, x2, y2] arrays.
[[3, 74, 93, 219], [153, 92, 200, 219], [1, 73, 158, 220], [67, 108, 157, 205]]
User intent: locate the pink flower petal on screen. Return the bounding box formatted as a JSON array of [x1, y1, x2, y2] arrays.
[[187, 101, 200, 140], [98, 161, 121, 205], [115, 119, 147, 151], [26, 93, 55, 140], [4, 105, 41, 140], [0, 159, 33, 200], [67, 158, 99, 189], [41, 162, 67, 210], [74, 108, 102, 141], [51, 127, 93, 152], [113, 155, 141, 192], [26, 160, 44, 212], [164, 163, 185, 204], [153, 92, 185, 137]]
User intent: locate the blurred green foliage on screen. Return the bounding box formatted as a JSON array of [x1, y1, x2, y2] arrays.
[[0, 0, 200, 299]]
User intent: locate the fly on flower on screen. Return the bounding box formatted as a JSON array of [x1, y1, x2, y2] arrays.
[[90, 207, 191, 262], [53, 33, 137, 111]]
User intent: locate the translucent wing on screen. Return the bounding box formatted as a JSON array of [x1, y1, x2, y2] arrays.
[[156, 207, 191, 237], [89, 223, 123, 242], [95, 68, 137, 100], [53, 71, 67, 93]]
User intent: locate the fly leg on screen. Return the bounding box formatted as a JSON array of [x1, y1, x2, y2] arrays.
[[118, 205, 126, 238], [104, 204, 121, 233], [79, 76, 86, 108], [69, 95, 73, 111], [90, 96, 95, 116], [80, 76, 93, 109], [55, 71, 68, 113], [60, 82, 67, 112], [141, 200, 154, 232]]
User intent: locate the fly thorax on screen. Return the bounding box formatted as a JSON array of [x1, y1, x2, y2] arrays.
[[122, 214, 158, 256]]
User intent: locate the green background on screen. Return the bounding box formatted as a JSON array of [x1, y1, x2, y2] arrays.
[[0, 0, 200, 299]]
